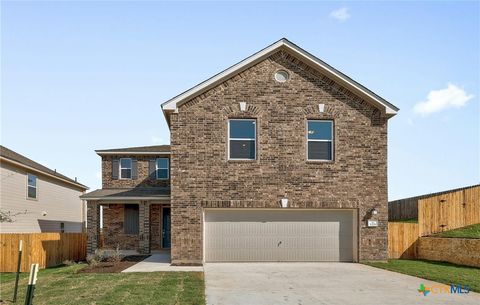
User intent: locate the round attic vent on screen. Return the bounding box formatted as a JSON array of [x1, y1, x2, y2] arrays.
[[274, 70, 289, 83]]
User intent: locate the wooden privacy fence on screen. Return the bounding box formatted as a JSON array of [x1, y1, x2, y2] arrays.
[[388, 222, 419, 259], [419, 186, 480, 236], [389, 185, 479, 236], [0, 233, 86, 272]]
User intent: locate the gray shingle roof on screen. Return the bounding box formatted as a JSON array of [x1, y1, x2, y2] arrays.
[[95, 145, 170, 154], [0, 145, 88, 190], [80, 187, 170, 200]]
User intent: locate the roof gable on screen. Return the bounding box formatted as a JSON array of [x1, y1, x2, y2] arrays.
[[161, 38, 399, 119]]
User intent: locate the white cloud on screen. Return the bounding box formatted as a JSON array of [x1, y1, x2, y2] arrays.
[[413, 83, 474, 115], [330, 7, 350, 22]]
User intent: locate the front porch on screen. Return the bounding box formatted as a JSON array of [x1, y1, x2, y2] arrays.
[[99, 203, 171, 253], [83, 188, 171, 255]]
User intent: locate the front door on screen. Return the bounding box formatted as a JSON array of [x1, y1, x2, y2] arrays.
[[162, 207, 171, 248]]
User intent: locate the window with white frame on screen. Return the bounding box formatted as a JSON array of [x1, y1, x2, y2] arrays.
[[156, 158, 169, 180], [119, 158, 132, 179], [228, 119, 256, 160], [27, 173, 37, 199], [307, 120, 333, 161]]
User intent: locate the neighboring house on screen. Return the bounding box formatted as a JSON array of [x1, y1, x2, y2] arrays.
[[82, 38, 399, 264], [0, 145, 88, 233]]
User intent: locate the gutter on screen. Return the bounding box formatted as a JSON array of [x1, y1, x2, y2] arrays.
[[95, 151, 171, 155], [80, 196, 171, 201]]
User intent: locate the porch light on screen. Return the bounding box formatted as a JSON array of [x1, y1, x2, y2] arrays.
[[281, 198, 289, 208], [371, 208, 378, 215]]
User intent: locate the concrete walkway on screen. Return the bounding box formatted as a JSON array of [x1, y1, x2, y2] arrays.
[[122, 252, 203, 272], [204, 262, 480, 305]]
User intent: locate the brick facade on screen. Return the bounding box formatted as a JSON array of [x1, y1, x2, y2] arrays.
[[86, 201, 100, 254], [102, 155, 170, 189], [170, 50, 389, 264], [150, 204, 162, 250], [101, 204, 140, 251], [89, 203, 165, 254]]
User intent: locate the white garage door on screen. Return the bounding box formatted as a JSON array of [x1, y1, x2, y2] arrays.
[[204, 209, 356, 262]]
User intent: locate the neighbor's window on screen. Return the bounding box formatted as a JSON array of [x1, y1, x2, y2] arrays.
[[307, 120, 333, 161], [27, 173, 37, 199], [228, 119, 256, 160], [119, 158, 132, 179], [124, 204, 139, 234], [156, 158, 169, 180]]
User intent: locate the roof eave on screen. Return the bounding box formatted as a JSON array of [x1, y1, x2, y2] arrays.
[[95, 151, 171, 156], [80, 196, 170, 201], [0, 156, 89, 191]]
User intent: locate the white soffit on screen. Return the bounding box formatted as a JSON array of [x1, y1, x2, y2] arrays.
[[161, 38, 399, 116]]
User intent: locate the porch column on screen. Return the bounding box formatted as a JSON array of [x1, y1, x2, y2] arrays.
[[139, 201, 150, 254], [86, 201, 100, 254]]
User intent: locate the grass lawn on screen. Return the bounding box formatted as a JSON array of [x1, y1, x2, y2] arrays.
[[433, 223, 480, 239], [364, 259, 480, 292], [0, 264, 205, 305]]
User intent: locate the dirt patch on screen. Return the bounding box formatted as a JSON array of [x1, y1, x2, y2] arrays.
[[78, 255, 149, 273]]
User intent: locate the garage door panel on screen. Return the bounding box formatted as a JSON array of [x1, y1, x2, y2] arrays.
[[205, 209, 355, 262]]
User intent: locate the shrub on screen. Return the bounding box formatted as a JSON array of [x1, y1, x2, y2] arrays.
[[86, 254, 99, 267], [110, 245, 122, 263]]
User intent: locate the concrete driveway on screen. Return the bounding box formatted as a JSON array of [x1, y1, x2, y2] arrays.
[[204, 263, 480, 305]]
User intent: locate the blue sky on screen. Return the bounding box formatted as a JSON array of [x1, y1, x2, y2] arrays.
[[1, 1, 478, 200]]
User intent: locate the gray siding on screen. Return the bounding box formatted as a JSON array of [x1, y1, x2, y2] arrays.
[[0, 161, 85, 233]]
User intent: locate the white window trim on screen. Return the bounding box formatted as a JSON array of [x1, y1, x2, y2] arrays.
[[228, 119, 257, 160], [119, 158, 133, 180], [26, 173, 37, 200], [306, 120, 334, 162], [156, 158, 170, 180]]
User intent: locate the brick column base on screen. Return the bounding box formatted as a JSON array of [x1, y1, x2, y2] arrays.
[[138, 201, 150, 254], [87, 201, 100, 254]]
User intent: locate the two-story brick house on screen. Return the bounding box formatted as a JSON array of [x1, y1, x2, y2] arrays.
[[81, 145, 171, 253], [82, 39, 398, 264]]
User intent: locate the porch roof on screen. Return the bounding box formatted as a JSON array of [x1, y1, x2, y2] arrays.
[[80, 187, 170, 201]]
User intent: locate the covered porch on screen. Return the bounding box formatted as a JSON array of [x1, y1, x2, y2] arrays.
[[81, 187, 170, 255]]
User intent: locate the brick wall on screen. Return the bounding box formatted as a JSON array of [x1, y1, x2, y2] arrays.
[[170, 50, 389, 264], [102, 155, 170, 189], [102, 204, 140, 251], [150, 204, 162, 250], [86, 201, 100, 254]]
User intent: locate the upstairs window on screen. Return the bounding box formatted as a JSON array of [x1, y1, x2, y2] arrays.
[[156, 158, 169, 180], [27, 173, 37, 199], [307, 120, 333, 161], [228, 119, 256, 160], [119, 158, 132, 179]]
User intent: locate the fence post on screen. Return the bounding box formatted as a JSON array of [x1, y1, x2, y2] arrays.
[[24, 263, 38, 305], [13, 240, 23, 303]]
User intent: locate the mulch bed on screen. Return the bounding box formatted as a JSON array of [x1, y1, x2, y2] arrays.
[[78, 255, 149, 273]]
